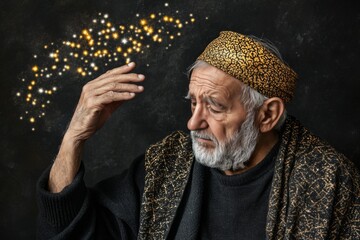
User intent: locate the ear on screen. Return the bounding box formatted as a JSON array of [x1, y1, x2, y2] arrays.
[[256, 97, 285, 133]]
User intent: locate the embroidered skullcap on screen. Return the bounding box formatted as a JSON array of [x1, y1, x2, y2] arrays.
[[197, 31, 298, 103]]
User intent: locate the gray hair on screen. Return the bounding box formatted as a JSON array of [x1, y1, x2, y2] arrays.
[[186, 35, 288, 130]]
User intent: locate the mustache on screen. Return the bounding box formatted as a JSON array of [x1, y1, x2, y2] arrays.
[[190, 131, 218, 144]]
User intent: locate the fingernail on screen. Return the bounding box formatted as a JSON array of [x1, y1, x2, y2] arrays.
[[138, 74, 145, 79], [138, 86, 144, 90], [128, 62, 135, 67], [130, 92, 135, 96]]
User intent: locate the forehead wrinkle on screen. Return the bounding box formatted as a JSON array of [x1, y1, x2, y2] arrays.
[[189, 75, 232, 100]]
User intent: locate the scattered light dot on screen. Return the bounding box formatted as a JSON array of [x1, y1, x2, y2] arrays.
[[32, 66, 39, 72], [17, 10, 199, 131]]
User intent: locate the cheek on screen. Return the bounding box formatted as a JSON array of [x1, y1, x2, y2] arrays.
[[207, 119, 227, 141]]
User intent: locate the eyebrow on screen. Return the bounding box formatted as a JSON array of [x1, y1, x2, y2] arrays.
[[185, 91, 226, 109]]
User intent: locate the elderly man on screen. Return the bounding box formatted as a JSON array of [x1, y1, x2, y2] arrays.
[[37, 31, 360, 239]]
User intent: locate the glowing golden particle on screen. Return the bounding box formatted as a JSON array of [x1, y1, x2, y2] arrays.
[[126, 58, 131, 64], [48, 90, 53, 95], [31, 80, 36, 85], [102, 49, 108, 55], [177, 32, 181, 36], [123, 52, 128, 57], [176, 19, 180, 24], [158, 38, 163, 43], [65, 41, 71, 46], [52, 87, 57, 91], [86, 36, 91, 40], [44, 45, 48, 49], [106, 22, 112, 27], [169, 17, 174, 22], [76, 44, 81, 48], [140, 36, 144, 40], [42, 104, 45, 108], [64, 65, 70, 70], [140, 19, 147, 25], [170, 35, 174, 40], [130, 25, 134, 29], [178, 23, 183, 28], [83, 50, 88, 56], [70, 43, 75, 48], [82, 29, 89, 35], [32, 101, 36, 106], [152, 34, 159, 41], [26, 98, 30, 102], [81, 72, 86, 77], [64, 58, 68, 62], [28, 86, 32, 90], [105, 35, 110, 39], [163, 16, 169, 22], [127, 48, 132, 53], [94, 66, 99, 71], [106, 29, 110, 33], [150, 13, 156, 19], [137, 42, 142, 47], [136, 48, 141, 52], [89, 40, 94, 46], [148, 27, 154, 34], [35, 74, 39, 77], [55, 58, 59, 62], [29, 117, 35, 123], [52, 65, 57, 70], [116, 47, 122, 52], [77, 67, 83, 73], [16, 92, 21, 97], [132, 40, 137, 45], [158, 29, 162, 33], [112, 33, 119, 39], [191, 18, 195, 22], [32, 66, 39, 72], [74, 53, 79, 58]]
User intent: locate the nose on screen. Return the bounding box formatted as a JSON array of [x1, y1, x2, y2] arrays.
[[187, 104, 208, 131]]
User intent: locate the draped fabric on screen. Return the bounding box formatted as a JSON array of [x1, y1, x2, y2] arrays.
[[138, 116, 360, 239]]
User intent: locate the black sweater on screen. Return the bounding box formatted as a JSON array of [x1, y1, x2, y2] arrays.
[[37, 148, 277, 239]]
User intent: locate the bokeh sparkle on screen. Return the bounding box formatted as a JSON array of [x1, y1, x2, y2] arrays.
[[15, 4, 207, 131]]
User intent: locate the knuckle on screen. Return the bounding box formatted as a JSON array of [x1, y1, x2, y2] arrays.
[[107, 90, 115, 98]]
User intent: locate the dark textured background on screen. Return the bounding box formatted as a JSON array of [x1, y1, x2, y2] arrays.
[[0, 0, 359, 238]]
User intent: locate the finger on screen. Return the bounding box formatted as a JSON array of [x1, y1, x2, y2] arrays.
[[93, 91, 137, 106], [83, 73, 145, 94], [96, 62, 136, 81], [92, 82, 144, 96]]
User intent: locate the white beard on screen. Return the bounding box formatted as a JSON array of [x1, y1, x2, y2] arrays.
[[191, 111, 259, 171]]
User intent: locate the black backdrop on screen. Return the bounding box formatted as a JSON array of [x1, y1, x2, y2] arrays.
[[0, 0, 359, 238]]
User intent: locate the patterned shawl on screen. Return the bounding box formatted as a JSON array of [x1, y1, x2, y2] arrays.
[[138, 116, 360, 239]]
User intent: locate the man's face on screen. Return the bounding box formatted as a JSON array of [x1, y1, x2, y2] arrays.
[[187, 63, 246, 145], [187, 63, 259, 170]]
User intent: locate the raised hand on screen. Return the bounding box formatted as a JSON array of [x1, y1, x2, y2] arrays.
[[48, 62, 144, 192]]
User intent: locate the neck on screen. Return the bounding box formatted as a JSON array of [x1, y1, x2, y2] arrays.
[[223, 131, 279, 176]]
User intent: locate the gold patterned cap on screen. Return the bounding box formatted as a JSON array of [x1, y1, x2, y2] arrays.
[[197, 31, 298, 103]]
